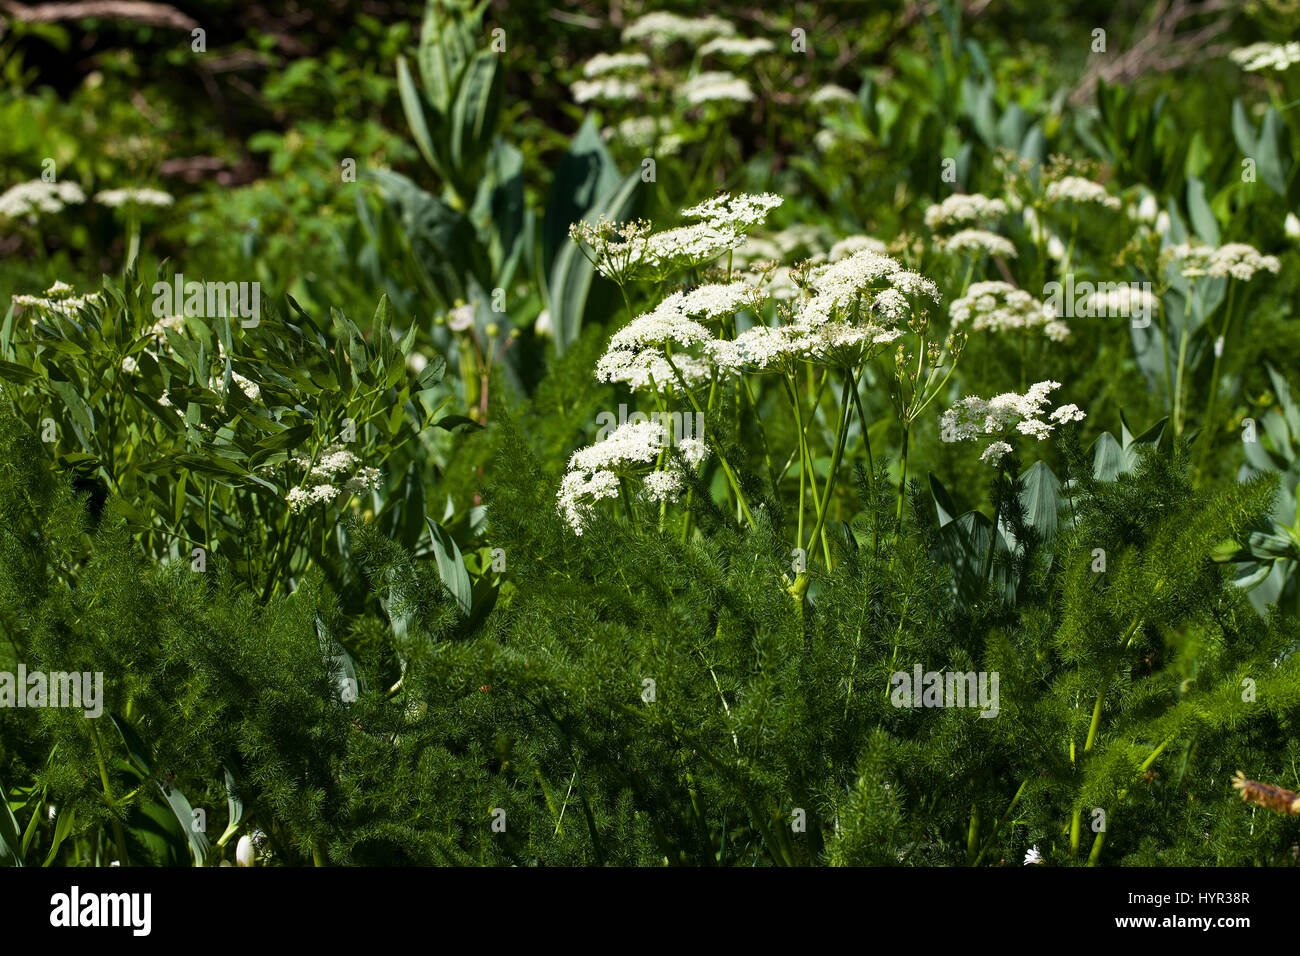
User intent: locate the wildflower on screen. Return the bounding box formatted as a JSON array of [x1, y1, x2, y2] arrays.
[[1206, 243, 1281, 281], [571, 77, 642, 105], [949, 281, 1062, 340], [809, 84, 857, 106], [677, 71, 754, 106], [0, 180, 85, 219], [923, 193, 1007, 231], [699, 36, 775, 59], [828, 235, 887, 261], [683, 192, 783, 231], [595, 347, 710, 392], [608, 305, 713, 353], [447, 303, 475, 331], [1023, 845, 1043, 865], [607, 117, 683, 154], [1044, 176, 1121, 210], [941, 381, 1085, 464], [1230, 42, 1300, 72], [556, 468, 621, 534], [581, 51, 651, 77], [796, 249, 903, 326], [94, 187, 174, 208], [621, 12, 734, 48], [942, 229, 1017, 259], [121, 356, 138, 374], [708, 323, 800, 371]]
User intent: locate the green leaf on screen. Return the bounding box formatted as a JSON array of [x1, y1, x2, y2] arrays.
[[450, 51, 501, 174], [1186, 176, 1219, 245], [1092, 432, 1125, 481], [397, 54, 445, 179], [0, 360, 38, 385], [1019, 460, 1061, 541], [549, 169, 641, 353], [426, 517, 473, 615], [0, 772, 24, 867]]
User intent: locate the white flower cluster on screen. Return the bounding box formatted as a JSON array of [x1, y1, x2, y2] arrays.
[[572, 77, 641, 105], [699, 36, 775, 59], [287, 443, 381, 513], [1162, 242, 1281, 281], [924, 193, 1007, 231], [1230, 42, 1300, 72], [940, 380, 1085, 465], [557, 420, 709, 533], [0, 180, 85, 219], [949, 281, 1068, 341], [622, 12, 734, 48], [596, 347, 711, 392], [797, 249, 913, 326], [582, 52, 651, 77], [942, 229, 1017, 259], [678, 71, 754, 106], [682, 192, 783, 230], [12, 280, 103, 315], [1044, 176, 1121, 210], [94, 187, 174, 209], [828, 235, 887, 261], [809, 84, 856, 106], [606, 116, 683, 154]]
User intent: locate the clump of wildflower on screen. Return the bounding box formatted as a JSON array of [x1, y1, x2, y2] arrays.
[[809, 84, 856, 107], [923, 193, 1007, 231], [1230, 42, 1300, 72], [1044, 176, 1121, 210], [950, 281, 1065, 341], [606, 117, 683, 154], [677, 71, 754, 106], [940, 380, 1086, 465], [94, 187, 174, 208], [1207, 243, 1281, 281], [942, 229, 1017, 259], [571, 77, 642, 105], [12, 281, 104, 316], [0, 180, 86, 219], [287, 443, 381, 512], [621, 12, 734, 48], [796, 249, 904, 326], [557, 419, 710, 533], [699, 36, 775, 59], [681, 192, 784, 230], [828, 235, 887, 261], [581, 51, 651, 77], [596, 347, 710, 392]]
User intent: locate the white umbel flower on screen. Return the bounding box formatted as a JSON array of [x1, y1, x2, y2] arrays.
[[1044, 176, 1120, 209], [699, 36, 775, 59], [0, 180, 86, 219], [581, 51, 651, 77], [622, 12, 734, 48], [1024, 845, 1043, 865], [94, 187, 174, 208], [678, 71, 754, 106], [943, 229, 1017, 259], [924, 193, 1007, 231], [950, 281, 1062, 340], [1231, 42, 1300, 72]]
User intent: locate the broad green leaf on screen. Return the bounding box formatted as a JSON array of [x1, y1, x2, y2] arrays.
[[0, 772, 23, 866], [426, 516, 473, 614]]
